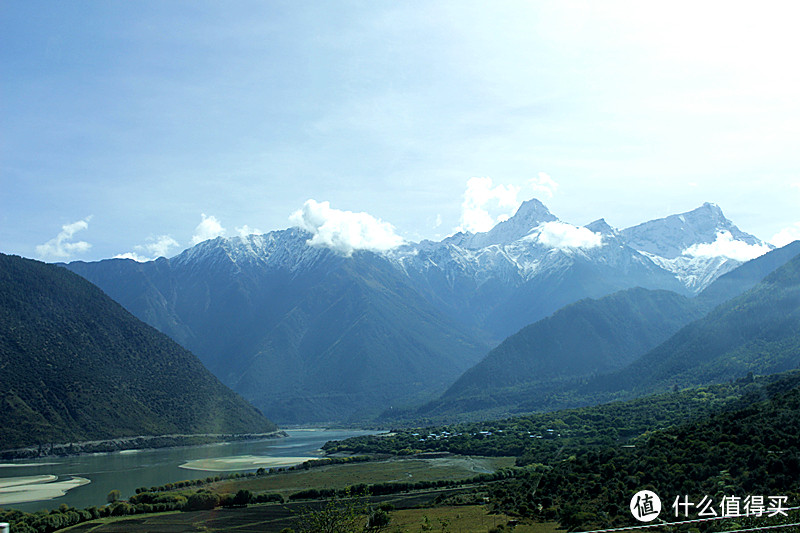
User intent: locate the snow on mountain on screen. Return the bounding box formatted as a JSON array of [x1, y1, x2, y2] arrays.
[[171, 227, 336, 275], [390, 200, 611, 284], [584, 218, 618, 236], [389, 200, 741, 293], [173, 200, 767, 297], [443, 198, 558, 249], [619, 202, 773, 291], [621, 202, 765, 259], [638, 253, 739, 293]]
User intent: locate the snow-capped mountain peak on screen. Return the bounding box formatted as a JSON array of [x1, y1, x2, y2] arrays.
[[444, 198, 559, 249], [616, 202, 773, 291], [165, 198, 767, 298], [169, 227, 334, 273], [620, 202, 763, 260], [584, 218, 617, 236]]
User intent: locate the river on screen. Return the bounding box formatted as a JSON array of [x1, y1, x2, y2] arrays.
[[0, 429, 374, 512]]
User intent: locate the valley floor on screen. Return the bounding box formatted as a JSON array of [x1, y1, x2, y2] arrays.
[[60, 499, 557, 533]]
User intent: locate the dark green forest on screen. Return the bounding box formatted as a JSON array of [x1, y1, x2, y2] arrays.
[[327, 371, 800, 530], [496, 378, 800, 529]]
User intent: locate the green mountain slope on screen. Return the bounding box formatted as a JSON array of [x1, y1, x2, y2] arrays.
[[696, 240, 800, 309], [328, 370, 800, 461], [586, 250, 800, 396], [326, 370, 800, 531], [0, 254, 276, 450], [233, 254, 489, 422], [440, 288, 702, 402], [396, 289, 703, 422]]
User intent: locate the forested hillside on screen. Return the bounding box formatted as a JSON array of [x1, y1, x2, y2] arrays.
[[0, 254, 276, 450], [411, 249, 800, 422], [585, 250, 800, 397], [499, 374, 800, 529], [437, 288, 703, 413]]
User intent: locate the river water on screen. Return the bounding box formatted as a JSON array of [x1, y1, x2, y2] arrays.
[[0, 429, 374, 512]]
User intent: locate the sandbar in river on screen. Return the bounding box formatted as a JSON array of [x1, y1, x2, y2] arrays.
[[179, 455, 315, 472]]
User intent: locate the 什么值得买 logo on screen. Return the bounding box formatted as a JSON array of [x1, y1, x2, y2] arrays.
[[630, 490, 662, 522]]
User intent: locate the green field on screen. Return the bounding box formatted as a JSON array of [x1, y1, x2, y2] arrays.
[[206, 455, 515, 497], [61, 503, 561, 533], [388, 506, 563, 532], [55, 456, 520, 532]]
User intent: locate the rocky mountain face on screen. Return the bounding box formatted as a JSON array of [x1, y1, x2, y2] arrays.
[[621, 202, 761, 259], [620, 202, 767, 291], [63, 200, 773, 423]]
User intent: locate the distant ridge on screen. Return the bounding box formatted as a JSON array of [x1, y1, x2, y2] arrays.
[[0, 253, 276, 450], [443, 288, 701, 399]]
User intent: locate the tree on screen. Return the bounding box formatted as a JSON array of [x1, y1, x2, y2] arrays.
[[185, 491, 220, 511], [106, 489, 121, 503], [233, 489, 253, 507], [295, 489, 371, 533], [366, 508, 391, 531]]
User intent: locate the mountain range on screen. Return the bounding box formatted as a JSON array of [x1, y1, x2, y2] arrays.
[[388, 200, 756, 340], [62, 199, 779, 423]]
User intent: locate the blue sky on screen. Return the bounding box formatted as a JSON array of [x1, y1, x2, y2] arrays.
[[3, 1, 800, 262]]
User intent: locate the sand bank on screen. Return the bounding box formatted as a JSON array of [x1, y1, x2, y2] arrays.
[[0, 475, 90, 505], [179, 455, 315, 472]]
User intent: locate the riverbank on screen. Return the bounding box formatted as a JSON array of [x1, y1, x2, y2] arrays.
[[0, 431, 288, 461], [0, 428, 374, 512], [0, 475, 91, 506]]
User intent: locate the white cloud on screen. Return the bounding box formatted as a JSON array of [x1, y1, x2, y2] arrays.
[[113, 252, 148, 262], [191, 214, 226, 245], [115, 235, 181, 262], [683, 231, 772, 261], [141, 235, 180, 258], [534, 221, 603, 249], [770, 223, 800, 248], [458, 177, 522, 233], [35, 217, 93, 260], [530, 172, 559, 199], [434, 214, 442, 228], [290, 199, 404, 256], [236, 225, 263, 237]]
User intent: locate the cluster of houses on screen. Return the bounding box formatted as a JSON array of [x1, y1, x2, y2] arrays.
[[409, 428, 561, 442]]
